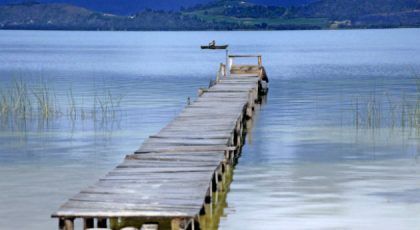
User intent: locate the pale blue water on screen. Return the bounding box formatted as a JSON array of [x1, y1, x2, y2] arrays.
[[0, 29, 419, 229]]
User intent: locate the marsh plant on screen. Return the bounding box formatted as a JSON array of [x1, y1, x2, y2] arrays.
[[66, 87, 124, 122], [33, 81, 58, 119], [0, 79, 124, 129], [0, 79, 34, 121], [352, 78, 420, 131]]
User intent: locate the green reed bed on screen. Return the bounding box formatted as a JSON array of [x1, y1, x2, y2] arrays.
[[33, 81, 58, 119], [66, 88, 124, 122], [0, 79, 33, 120], [352, 78, 420, 131], [0, 79, 124, 127]]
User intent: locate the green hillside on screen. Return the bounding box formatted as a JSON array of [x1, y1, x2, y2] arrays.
[[0, 0, 419, 30], [183, 0, 329, 29]]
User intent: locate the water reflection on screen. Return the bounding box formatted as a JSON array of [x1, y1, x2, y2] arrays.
[[219, 78, 420, 229], [0, 29, 420, 229]]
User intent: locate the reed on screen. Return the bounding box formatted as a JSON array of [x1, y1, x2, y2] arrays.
[[416, 78, 420, 131], [65, 87, 124, 122], [0, 79, 124, 128], [67, 87, 77, 120], [352, 78, 419, 130], [94, 89, 124, 121], [33, 81, 56, 119], [0, 79, 33, 120]]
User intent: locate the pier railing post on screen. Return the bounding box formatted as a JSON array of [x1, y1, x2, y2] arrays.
[[64, 218, 74, 230]]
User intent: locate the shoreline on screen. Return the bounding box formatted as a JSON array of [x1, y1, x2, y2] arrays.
[[1, 26, 419, 32]]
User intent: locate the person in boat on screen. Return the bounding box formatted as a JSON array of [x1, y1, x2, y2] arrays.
[[209, 40, 216, 47]]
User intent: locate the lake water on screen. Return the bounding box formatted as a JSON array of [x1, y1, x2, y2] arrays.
[[0, 29, 419, 229]]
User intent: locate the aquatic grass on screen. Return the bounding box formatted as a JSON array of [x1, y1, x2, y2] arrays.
[[67, 87, 77, 120], [32, 81, 56, 119], [0, 79, 125, 130], [65, 86, 125, 123], [13, 79, 32, 119], [386, 92, 396, 129], [0, 79, 33, 120], [95, 89, 124, 121], [351, 77, 420, 131], [0, 89, 10, 118]]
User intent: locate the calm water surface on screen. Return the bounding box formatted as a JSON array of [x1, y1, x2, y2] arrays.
[[0, 29, 419, 229]]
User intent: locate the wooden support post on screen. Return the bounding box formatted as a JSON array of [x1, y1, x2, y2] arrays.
[[233, 130, 238, 147], [83, 218, 94, 229], [171, 218, 187, 230], [225, 159, 232, 172], [229, 150, 235, 162], [212, 173, 217, 193], [214, 171, 219, 203], [225, 150, 230, 162], [190, 219, 196, 230], [205, 181, 212, 204], [199, 205, 206, 216], [97, 218, 107, 228], [64, 218, 74, 230], [215, 170, 220, 190], [217, 165, 224, 191], [224, 150, 229, 160], [246, 98, 253, 118]]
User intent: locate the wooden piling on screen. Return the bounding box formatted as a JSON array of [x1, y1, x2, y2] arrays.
[[64, 218, 74, 230]]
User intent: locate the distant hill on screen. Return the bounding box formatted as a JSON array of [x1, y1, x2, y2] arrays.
[[0, 2, 110, 29], [0, 0, 419, 30], [296, 0, 419, 19], [0, 2, 243, 30], [0, 0, 317, 15], [1, 0, 211, 15], [294, 0, 420, 27], [182, 0, 328, 29]]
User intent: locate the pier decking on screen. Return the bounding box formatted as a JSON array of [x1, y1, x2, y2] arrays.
[[52, 55, 268, 230]]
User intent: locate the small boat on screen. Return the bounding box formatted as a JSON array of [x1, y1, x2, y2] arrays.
[[201, 45, 229, 50]]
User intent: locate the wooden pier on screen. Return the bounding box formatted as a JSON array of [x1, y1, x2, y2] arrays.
[[52, 55, 268, 230]]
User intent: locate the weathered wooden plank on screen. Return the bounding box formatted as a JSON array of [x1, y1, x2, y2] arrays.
[[102, 172, 214, 181], [124, 153, 225, 162], [61, 201, 202, 214], [109, 167, 218, 174], [71, 194, 207, 206], [79, 185, 211, 196], [143, 138, 229, 146], [117, 162, 221, 168], [136, 145, 236, 153], [53, 209, 193, 218]]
